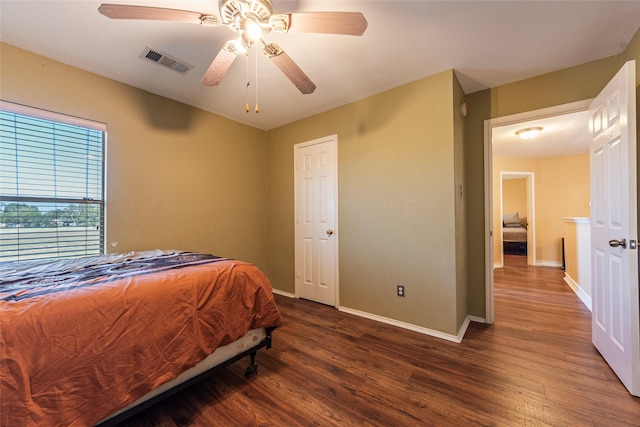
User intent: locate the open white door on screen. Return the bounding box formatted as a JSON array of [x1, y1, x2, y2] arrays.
[[590, 60, 640, 396], [294, 135, 339, 307]]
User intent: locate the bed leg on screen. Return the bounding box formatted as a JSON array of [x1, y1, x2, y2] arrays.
[[265, 328, 273, 349], [244, 328, 275, 377], [245, 351, 258, 377]]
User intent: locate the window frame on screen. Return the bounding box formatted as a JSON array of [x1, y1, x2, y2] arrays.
[[0, 100, 107, 262]]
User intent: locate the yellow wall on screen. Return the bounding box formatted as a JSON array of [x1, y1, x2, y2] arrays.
[[0, 43, 270, 271], [492, 154, 589, 265], [267, 70, 465, 335], [502, 178, 527, 220]]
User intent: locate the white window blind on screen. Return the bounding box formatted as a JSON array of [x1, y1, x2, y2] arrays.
[[0, 101, 106, 262]]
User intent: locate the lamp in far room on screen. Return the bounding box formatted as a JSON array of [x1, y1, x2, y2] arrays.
[[515, 126, 543, 139]]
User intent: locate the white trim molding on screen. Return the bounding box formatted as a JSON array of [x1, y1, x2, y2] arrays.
[[0, 100, 107, 131], [273, 291, 487, 343], [339, 306, 484, 343], [271, 288, 295, 299], [563, 274, 592, 311], [535, 260, 563, 268]]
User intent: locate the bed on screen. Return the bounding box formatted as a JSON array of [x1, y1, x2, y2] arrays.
[[502, 212, 528, 255], [0, 249, 283, 426]]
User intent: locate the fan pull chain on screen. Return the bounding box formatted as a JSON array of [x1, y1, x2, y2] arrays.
[[245, 51, 250, 113], [255, 46, 259, 113], [242, 48, 260, 113], [245, 84, 250, 113]]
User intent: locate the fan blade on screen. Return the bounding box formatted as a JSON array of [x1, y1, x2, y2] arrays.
[[263, 42, 316, 94], [98, 4, 219, 26], [279, 12, 367, 36], [201, 41, 240, 86]]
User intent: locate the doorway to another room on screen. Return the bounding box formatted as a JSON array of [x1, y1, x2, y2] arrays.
[[484, 60, 640, 396], [500, 172, 534, 267], [484, 99, 592, 324]]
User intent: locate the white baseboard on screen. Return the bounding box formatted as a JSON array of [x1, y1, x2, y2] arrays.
[[535, 260, 563, 268], [468, 315, 485, 323], [563, 273, 592, 311], [455, 315, 486, 342], [274, 290, 485, 343], [271, 288, 295, 298], [339, 306, 484, 343], [497, 260, 562, 268]]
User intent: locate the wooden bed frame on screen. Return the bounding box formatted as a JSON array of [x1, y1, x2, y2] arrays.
[[504, 241, 527, 255]]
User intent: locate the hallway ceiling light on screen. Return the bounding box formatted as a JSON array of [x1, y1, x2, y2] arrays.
[[515, 126, 543, 140]]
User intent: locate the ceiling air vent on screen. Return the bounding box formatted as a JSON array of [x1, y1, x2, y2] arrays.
[[140, 47, 193, 74]]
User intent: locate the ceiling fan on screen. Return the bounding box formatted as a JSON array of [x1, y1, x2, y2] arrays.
[[98, 0, 368, 94]]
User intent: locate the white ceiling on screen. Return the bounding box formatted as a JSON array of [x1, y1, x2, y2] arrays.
[[1, 0, 640, 139], [492, 110, 591, 158]]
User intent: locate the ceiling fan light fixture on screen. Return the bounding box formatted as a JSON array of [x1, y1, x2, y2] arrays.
[[233, 38, 247, 54], [516, 126, 543, 140], [244, 19, 263, 41], [239, 18, 264, 46]]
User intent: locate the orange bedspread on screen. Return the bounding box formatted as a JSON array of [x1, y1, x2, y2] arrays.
[[0, 250, 283, 426]]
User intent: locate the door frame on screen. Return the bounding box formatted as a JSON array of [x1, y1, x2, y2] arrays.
[[499, 171, 536, 268], [484, 99, 592, 324], [293, 134, 340, 307]]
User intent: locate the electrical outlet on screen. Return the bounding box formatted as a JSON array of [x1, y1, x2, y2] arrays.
[[397, 285, 405, 297]]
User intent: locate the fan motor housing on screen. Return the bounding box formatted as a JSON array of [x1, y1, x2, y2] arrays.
[[219, 0, 273, 26]]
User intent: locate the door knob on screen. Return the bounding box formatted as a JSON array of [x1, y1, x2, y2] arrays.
[[609, 238, 627, 249], [326, 229, 334, 236]]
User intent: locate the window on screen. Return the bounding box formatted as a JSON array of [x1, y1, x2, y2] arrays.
[[0, 101, 106, 262]]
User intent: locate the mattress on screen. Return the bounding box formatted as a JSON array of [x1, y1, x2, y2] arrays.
[[503, 226, 527, 243]]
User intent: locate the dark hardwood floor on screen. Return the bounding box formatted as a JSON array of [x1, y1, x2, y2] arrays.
[[118, 255, 640, 426]]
